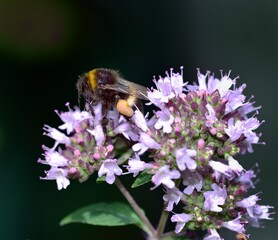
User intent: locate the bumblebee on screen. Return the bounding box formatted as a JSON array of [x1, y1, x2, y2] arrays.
[[76, 68, 148, 117]]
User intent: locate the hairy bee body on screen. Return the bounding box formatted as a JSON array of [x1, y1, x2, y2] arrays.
[[76, 68, 148, 117]]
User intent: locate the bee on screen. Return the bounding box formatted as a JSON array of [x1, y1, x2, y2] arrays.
[[76, 68, 148, 117]]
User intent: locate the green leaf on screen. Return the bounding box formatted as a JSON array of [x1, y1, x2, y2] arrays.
[[117, 149, 134, 165], [60, 202, 148, 233], [131, 169, 152, 188], [96, 175, 106, 183]]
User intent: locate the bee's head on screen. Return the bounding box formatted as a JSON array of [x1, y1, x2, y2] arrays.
[[76, 72, 98, 107]]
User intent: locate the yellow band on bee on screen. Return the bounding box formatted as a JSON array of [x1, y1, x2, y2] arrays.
[[87, 69, 98, 90]]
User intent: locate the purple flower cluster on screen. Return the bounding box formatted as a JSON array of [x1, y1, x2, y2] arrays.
[[38, 103, 137, 188], [38, 68, 273, 238]]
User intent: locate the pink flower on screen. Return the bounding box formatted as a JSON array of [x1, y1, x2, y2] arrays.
[[171, 213, 194, 233], [152, 165, 180, 189], [132, 132, 161, 155], [175, 147, 197, 171], [40, 167, 70, 190], [204, 229, 223, 240], [98, 159, 123, 184], [222, 215, 245, 233], [163, 187, 182, 211], [125, 154, 153, 177], [204, 183, 227, 212]]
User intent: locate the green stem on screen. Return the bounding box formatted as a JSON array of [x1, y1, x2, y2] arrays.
[[156, 206, 170, 239], [114, 177, 158, 240], [162, 231, 176, 238], [157, 178, 182, 238]]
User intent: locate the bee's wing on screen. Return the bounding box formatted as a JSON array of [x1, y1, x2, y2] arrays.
[[99, 78, 149, 100]]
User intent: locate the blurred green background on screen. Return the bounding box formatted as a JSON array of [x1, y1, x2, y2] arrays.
[[0, 0, 277, 239]]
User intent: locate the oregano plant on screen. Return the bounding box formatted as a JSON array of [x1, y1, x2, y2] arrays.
[[38, 68, 273, 240]]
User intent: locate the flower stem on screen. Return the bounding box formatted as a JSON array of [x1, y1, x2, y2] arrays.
[[161, 231, 176, 238], [114, 177, 158, 240], [156, 206, 169, 239]]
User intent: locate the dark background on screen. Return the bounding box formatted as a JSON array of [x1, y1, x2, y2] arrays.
[[0, 0, 277, 239]]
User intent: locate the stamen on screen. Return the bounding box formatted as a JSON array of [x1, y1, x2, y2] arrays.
[[170, 67, 173, 78], [220, 69, 223, 78]]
